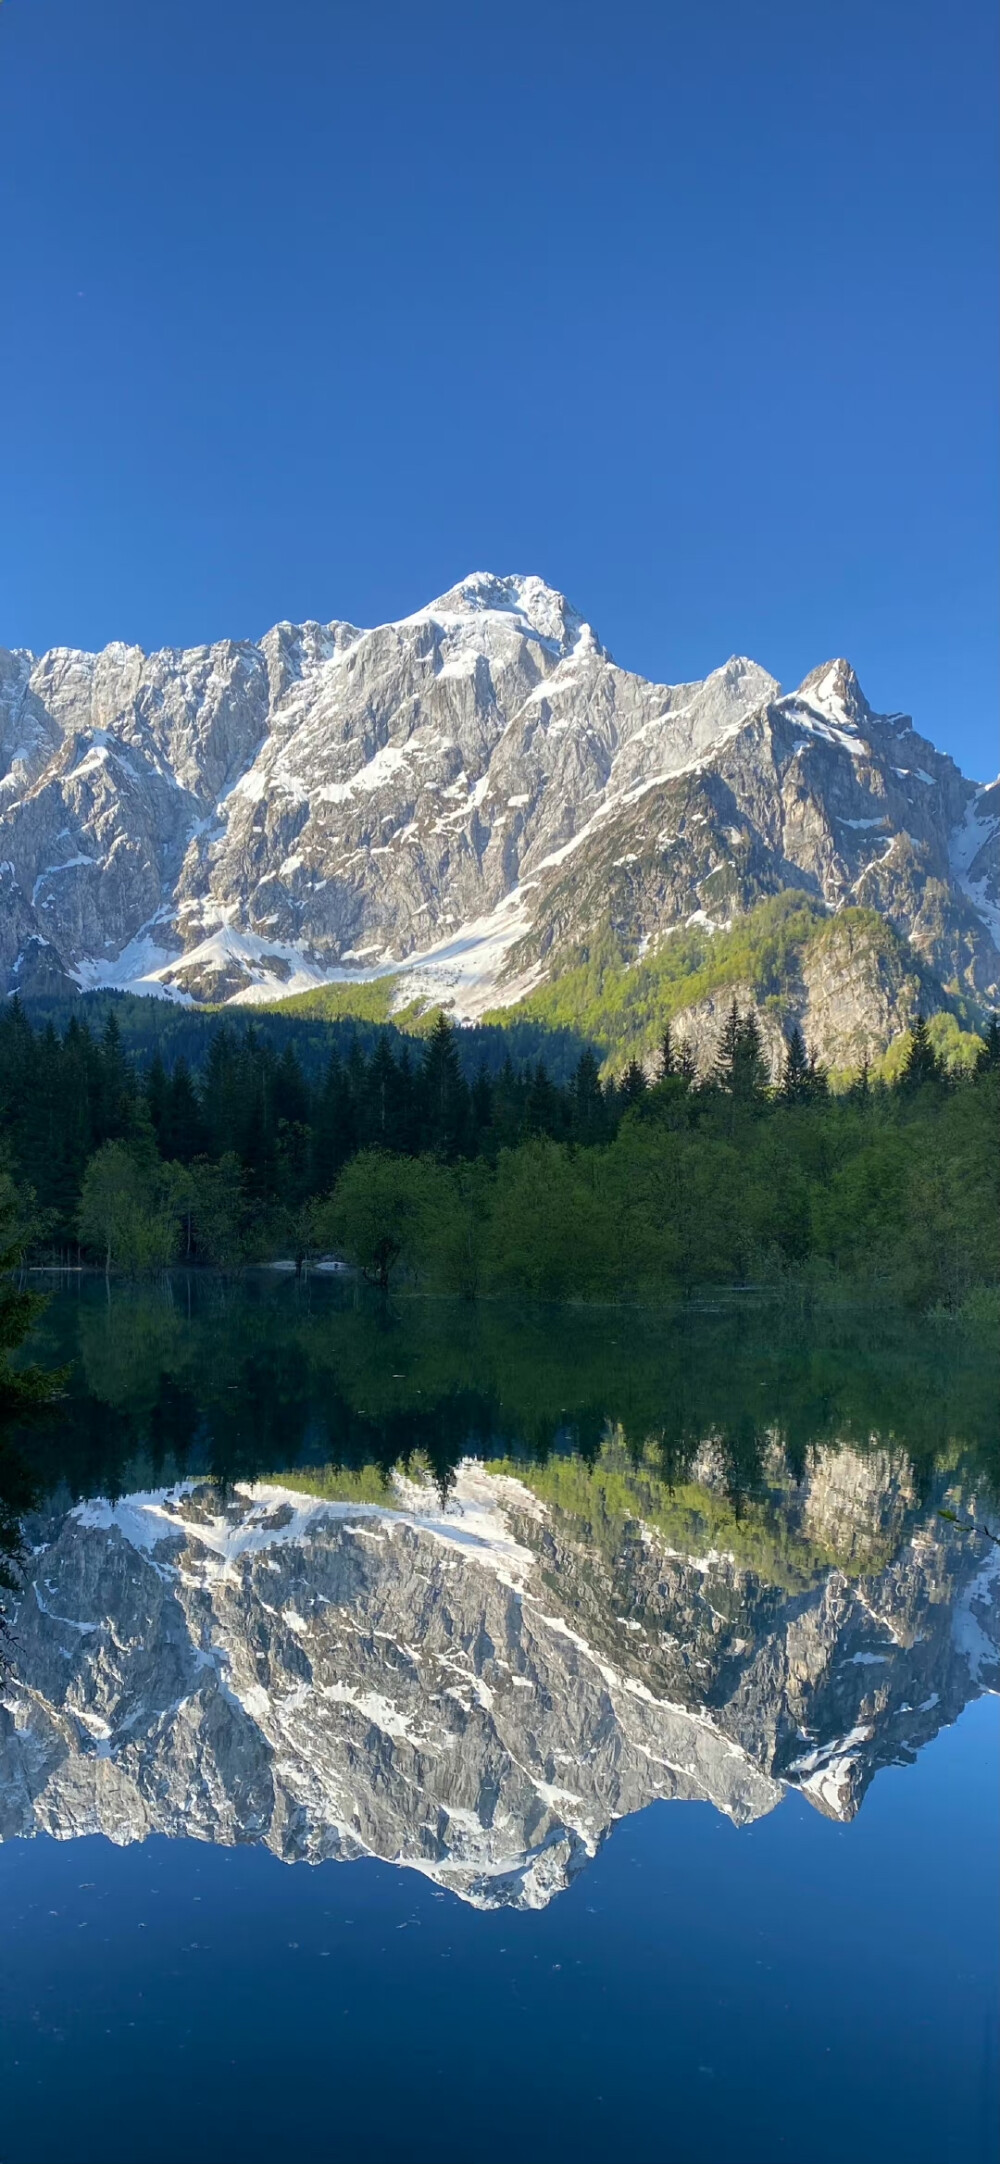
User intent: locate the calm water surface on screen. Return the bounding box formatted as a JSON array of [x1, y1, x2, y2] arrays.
[[0, 1278, 997, 2164]]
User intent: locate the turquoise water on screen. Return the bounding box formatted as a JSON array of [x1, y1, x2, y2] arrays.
[[0, 1278, 996, 2164]]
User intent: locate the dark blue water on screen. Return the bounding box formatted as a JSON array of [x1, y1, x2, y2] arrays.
[[1, 1700, 995, 2164], [0, 1281, 996, 2164]]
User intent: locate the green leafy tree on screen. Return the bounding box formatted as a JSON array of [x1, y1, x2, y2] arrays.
[[187, 1154, 261, 1270], [78, 1143, 183, 1276], [483, 1139, 609, 1299], [322, 1150, 441, 1290]]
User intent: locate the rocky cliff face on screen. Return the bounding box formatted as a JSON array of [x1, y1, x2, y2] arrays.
[[1, 576, 996, 1047], [1, 1459, 995, 1906]]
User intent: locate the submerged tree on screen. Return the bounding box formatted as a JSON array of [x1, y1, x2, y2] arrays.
[[77, 1143, 183, 1276]]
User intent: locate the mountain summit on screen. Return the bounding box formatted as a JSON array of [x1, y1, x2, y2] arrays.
[[0, 577, 996, 1063]]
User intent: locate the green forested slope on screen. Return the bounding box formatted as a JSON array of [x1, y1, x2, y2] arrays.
[[486, 892, 984, 1078]]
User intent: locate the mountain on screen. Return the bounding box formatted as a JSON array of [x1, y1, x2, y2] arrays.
[[2, 1458, 995, 1908], [1, 574, 997, 1065]]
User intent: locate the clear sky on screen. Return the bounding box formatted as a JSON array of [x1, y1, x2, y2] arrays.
[[2, 0, 996, 776]]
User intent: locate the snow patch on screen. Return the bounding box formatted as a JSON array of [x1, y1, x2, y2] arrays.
[[949, 788, 1000, 949]]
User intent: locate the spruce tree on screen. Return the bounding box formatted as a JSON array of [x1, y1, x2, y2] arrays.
[[716, 1004, 769, 1104], [525, 1059, 562, 1138], [146, 1053, 169, 1141], [420, 1013, 468, 1157], [470, 1064, 494, 1147], [900, 1014, 940, 1091], [572, 1050, 606, 1141], [714, 1000, 742, 1092], [312, 1053, 356, 1192], [977, 1013, 1000, 1073], [780, 1024, 809, 1103], [675, 1040, 697, 1086], [848, 1055, 871, 1105], [366, 1037, 401, 1149], [165, 1060, 204, 1161], [658, 1024, 676, 1080], [274, 1043, 310, 1130], [619, 1058, 648, 1108]]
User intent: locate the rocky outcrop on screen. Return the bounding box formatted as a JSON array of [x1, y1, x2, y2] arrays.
[[1, 1458, 995, 1904], [0, 578, 996, 1044]]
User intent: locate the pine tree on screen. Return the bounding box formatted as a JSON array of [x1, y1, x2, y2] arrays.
[[273, 1043, 310, 1130], [807, 1049, 828, 1099], [164, 1060, 204, 1161], [95, 1010, 136, 1142], [525, 1059, 562, 1137], [977, 1013, 1000, 1073], [716, 1003, 769, 1104], [714, 1000, 742, 1091], [312, 1053, 357, 1192], [470, 1064, 494, 1147], [619, 1059, 648, 1108], [675, 1040, 697, 1086], [900, 1014, 940, 1091], [780, 1025, 811, 1104], [420, 1013, 469, 1157], [658, 1024, 676, 1080], [572, 1050, 606, 1142], [146, 1053, 169, 1141], [847, 1055, 871, 1105]]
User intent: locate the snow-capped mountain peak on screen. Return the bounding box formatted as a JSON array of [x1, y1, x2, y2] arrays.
[[793, 657, 871, 728], [0, 577, 996, 1048], [408, 570, 601, 658]]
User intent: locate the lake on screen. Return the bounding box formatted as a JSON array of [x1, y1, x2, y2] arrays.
[[1, 1276, 997, 2164]]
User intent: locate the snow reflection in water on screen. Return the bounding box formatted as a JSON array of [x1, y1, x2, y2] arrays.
[[3, 1453, 997, 1907]]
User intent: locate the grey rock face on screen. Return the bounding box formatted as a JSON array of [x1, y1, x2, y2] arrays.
[[1, 578, 996, 1034], [1, 1460, 994, 1906]]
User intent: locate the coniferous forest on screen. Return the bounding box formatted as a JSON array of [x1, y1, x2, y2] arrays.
[[0, 995, 997, 1313]]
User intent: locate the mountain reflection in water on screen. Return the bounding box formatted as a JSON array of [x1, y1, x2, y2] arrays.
[[2, 1278, 997, 1908]]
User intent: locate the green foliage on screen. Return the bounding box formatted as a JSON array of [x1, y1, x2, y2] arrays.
[[0, 1170, 65, 1601], [0, 1169, 61, 1420], [486, 1443, 873, 1592], [318, 1064, 1000, 1310], [874, 1010, 985, 1087], [488, 890, 983, 1082], [15, 1274, 998, 1589], [2, 977, 998, 1312], [78, 1143, 184, 1274], [320, 1151, 448, 1290], [185, 1154, 265, 1271], [485, 893, 832, 1060], [253, 977, 404, 1026], [269, 1462, 396, 1504]]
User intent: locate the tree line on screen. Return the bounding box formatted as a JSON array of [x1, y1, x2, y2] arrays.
[[0, 994, 997, 1308]]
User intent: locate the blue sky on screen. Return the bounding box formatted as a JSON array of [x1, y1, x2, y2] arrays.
[[2, 0, 996, 775]]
